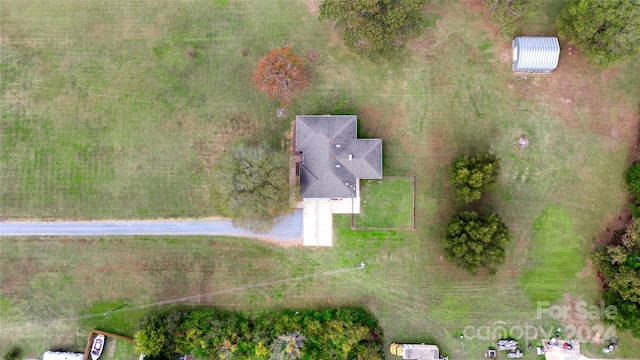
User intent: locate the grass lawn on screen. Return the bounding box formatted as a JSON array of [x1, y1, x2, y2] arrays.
[[355, 177, 414, 229], [519, 205, 593, 304], [105, 337, 136, 360], [1, 0, 640, 359]]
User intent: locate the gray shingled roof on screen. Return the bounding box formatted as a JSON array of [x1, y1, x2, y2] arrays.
[[295, 115, 382, 199]]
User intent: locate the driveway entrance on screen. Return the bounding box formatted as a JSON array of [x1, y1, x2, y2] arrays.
[[302, 199, 333, 246]]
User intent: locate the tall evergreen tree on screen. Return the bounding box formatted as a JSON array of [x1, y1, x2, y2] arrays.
[[449, 152, 500, 204], [443, 211, 512, 274]]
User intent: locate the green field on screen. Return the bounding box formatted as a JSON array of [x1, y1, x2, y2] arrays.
[[355, 178, 414, 229], [1, 0, 640, 359]]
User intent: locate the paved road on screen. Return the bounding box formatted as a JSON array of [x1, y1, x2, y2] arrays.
[[0, 210, 302, 241]]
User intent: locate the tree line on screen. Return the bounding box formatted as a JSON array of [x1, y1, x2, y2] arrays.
[[134, 308, 384, 360], [594, 162, 640, 336]]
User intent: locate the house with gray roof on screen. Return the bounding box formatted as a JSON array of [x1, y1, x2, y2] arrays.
[[295, 115, 382, 198], [294, 115, 382, 246]]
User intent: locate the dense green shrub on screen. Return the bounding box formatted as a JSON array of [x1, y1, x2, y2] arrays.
[[319, 0, 426, 60], [486, 0, 539, 39], [2, 347, 21, 360], [134, 308, 384, 360], [626, 162, 640, 201]]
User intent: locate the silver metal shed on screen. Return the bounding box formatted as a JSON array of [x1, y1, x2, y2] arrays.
[[512, 37, 560, 72], [42, 352, 85, 360]]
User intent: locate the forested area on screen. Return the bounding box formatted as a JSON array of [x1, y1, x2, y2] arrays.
[[134, 308, 384, 359]]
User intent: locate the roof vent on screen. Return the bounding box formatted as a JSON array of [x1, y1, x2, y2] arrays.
[[336, 144, 340, 148], [336, 164, 340, 168], [349, 154, 353, 161]]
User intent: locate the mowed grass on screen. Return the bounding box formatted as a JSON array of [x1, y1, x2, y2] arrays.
[[355, 178, 414, 229], [2, 0, 640, 359], [520, 205, 593, 304], [0, 0, 317, 218]]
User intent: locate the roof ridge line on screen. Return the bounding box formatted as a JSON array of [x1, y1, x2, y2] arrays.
[[301, 164, 319, 181], [331, 116, 357, 140], [295, 120, 313, 149], [329, 159, 357, 196], [359, 139, 382, 176]]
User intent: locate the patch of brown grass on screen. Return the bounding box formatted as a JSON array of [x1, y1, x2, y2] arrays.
[[576, 259, 595, 279], [305, 0, 321, 14], [597, 207, 633, 246], [358, 103, 399, 140], [0, 257, 41, 297], [106, 338, 116, 357], [161, 112, 257, 174]]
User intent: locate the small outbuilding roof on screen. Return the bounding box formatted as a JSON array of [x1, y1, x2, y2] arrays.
[[512, 36, 560, 72], [42, 352, 85, 360]]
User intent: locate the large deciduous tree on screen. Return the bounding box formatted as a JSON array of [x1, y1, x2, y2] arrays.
[[558, 0, 640, 66], [134, 321, 168, 358], [449, 152, 500, 204], [626, 161, 640, 201], [270, 332, 305, 360], [319, 0, 427, 60], [443, 211, 512, 274], [253, 46, 308, 105], [211, 143, 293, 232]]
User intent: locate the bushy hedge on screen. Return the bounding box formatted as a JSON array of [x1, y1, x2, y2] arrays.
[[626, 162, 640, 201], [135, 308, 384, 360], [486, 0, 539, 39]]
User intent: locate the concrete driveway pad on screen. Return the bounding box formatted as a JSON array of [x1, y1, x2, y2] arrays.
[[302, 200, 333, 246]]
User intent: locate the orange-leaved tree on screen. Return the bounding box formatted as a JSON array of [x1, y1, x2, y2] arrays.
[[253, 46, 308, 105]]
